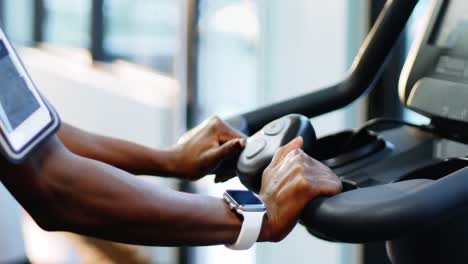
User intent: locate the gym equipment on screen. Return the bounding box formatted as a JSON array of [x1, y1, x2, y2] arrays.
[[229, 0, 468, 262], [236, 114, 316, 193]]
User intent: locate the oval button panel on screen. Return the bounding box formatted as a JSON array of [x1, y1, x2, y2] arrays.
[[245, 138, 267, 159], [264, 119, 286, 136]]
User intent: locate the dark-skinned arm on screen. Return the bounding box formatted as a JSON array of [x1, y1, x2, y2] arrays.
[[57, 123, 179, 177], [0, 136, 341, 246], [57, 117, 245, 182], [0, 136, 245, 246]]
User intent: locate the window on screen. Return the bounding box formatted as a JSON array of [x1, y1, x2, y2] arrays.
[[3, 0, 34, 46], [43, 0, 91, 48], [195, 0, 260, 123], [2, 0, 181, 75], [192, 1, 366, 264], [104, 0, 181, 74], [193, 1, 260, 263]]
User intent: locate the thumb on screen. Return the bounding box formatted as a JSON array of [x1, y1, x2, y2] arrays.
[[207, 138, 245, 164], [270, 137, 304, 166]]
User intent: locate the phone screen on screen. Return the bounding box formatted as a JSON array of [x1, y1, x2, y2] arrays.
[[0, 40, 40, 133]]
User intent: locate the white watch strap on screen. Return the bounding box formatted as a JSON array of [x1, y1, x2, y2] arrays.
[[228, 211, 265, 250]]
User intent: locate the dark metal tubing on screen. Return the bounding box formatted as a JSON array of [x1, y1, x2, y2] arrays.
[[33, 0, 45, 44], [90, 0, 106, 61], [180, 1, 201, 263], [232, 0, 419, 134], [0, 0, 4, 26], [364, 1, 407, 261]]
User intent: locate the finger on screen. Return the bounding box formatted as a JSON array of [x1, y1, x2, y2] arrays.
[[177, 122, 205, 144], [205, 116, 244, 143], [285, 148, 307, 163], [206, 138, 245, 164], [218, 122, 246, 143], [214, 174, 236, 183], [317, 178, 343, 195], [270, 137, 304, 167], [276, 149, 302, 173]]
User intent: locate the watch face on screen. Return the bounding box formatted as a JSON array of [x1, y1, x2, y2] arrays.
[[225, 190, 266, 211]]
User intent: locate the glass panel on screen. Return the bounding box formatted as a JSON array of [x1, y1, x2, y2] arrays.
[[194, 2, 259, 264], [104, 0, 181, 74], [195, 0, 259, 123], [43, 0, 91, 48], [195, 1, 366, 264], [256, 2, 362, 263], [3, 0, 34, 46]]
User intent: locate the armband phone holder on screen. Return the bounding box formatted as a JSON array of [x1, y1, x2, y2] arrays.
[[0, 28, 61, 164], [0, 100, 61, 164]]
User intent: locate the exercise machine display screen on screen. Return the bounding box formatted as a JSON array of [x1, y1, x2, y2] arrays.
[[402, 0, 468, 125], [0, 40, 40, 133], [429, 0, 468, 84], [433, 0, 468, 51]]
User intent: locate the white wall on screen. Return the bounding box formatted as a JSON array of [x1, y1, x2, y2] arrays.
[[22, 48, 182, 149], [260, 1, 348, 102], [259, 0, 368, 137]]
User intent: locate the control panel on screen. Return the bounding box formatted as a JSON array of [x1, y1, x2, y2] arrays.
[[236, 114, 316, 193]]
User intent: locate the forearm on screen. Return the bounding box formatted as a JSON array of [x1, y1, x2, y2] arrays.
[[0, 137, 247, 246], [57, 123, 178, 177]]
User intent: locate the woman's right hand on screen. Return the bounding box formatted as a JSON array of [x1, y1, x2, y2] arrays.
[[258, 137, 342, 242]]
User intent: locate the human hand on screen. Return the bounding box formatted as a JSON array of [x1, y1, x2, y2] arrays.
[[172, 116, 245, 181], [258, 137, 342, 242]]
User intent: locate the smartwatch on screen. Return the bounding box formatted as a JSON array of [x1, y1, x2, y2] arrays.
[[223, 190, 267, 250]]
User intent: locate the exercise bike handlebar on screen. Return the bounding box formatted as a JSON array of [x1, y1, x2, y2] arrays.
[[300, 166, 468, 243], [227, 0, 420, 135]]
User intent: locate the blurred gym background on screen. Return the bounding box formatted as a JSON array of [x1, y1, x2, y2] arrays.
[[0, 0, 429, 263]]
